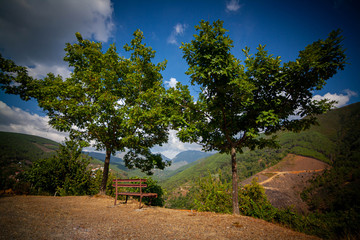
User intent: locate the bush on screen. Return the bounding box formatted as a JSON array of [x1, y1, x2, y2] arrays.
[[166, 194, 196, 210], [193, 170, 232, 213], [25, 140, 96, 196], [126, 176, 165, 207], [238, 178, 277, 221], [142, 177, 165, 206]]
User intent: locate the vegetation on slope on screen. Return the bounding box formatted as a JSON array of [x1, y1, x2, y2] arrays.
[[1, 103, 359, 238], [0, 132, 59, 191], [163, 103, 359, 193], [165, 102, 360, 239]]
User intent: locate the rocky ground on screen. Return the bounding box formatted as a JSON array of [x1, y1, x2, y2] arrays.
[[0, 195, 319, 240]]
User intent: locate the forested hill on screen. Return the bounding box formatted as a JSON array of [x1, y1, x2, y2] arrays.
[[0, 132, 59, 190], [0, 131, 59, 164], [162, 102, 360, 191]]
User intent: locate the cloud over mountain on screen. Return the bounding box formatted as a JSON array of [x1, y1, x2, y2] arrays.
[[0, 101, 67, 143], [312, 89, 358, 108]]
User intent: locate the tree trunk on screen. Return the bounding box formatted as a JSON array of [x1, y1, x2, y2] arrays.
[[100, 148, 111, 195], [231, 146, 240, 215]]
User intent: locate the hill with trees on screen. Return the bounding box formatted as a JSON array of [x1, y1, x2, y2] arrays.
[[0, 131, 214, 190], [1, 102, 359, 238], [163, 102, 360, 194], [164, 102, 360, 239], [0, 132, 59, 191]]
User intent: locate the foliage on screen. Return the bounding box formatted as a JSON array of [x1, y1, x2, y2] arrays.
[[179, 19, 345, 153], [25, 140, 96, 196], [238, 178, 275, 220], [166, 193, 196, 210], [90, 169, 116, 196], [122, 177, 165, 206], [0, 132, 59, 191], [193, 171, 232, 213], [178, 19, 346, 214], [181, 173, 356, 239], [0, 31, 192, 193], [141, 177, 165, 206], [300, 102, 360, 238], [190, 172, 274, 215]]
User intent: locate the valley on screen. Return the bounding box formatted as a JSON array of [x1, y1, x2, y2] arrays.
[[1, 102, 360, 239]]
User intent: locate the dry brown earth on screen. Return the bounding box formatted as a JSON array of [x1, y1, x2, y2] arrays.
[[0, 195, 319, 240], [242, 154, 330, 214]]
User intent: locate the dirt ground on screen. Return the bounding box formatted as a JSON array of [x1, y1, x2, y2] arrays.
[[0, 195, 318, 240], [242, 154, 330, 214]]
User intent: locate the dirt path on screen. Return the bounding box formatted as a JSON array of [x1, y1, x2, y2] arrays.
[[259, 169, 325, 186], [241, 154, 330, 213], [0, 195, 318, 240]]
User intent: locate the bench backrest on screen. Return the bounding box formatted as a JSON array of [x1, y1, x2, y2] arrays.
[[113, 179, 148, 193]]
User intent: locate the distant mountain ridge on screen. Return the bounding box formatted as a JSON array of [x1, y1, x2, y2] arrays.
[[84, 151, 124, 164], [0, 130, 213, 181], [84, 149, 213, 180], [172, 150, 214, 163]]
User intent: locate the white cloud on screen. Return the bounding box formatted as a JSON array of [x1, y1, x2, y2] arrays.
[[0, 0, 114, 77], [312, 89, 358, 108], [0, 100, 204, 158], [226, 0, 242, 12], [152, 130, 202, 159], [27, 62, 72, 79], [0, 101, 67, 143], [167, 23, 187, 45], [165, 77, 178, 88], [174, 24, 186, 35]]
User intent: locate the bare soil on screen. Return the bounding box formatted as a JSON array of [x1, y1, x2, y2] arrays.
[[242, 154, 330, 214], [33, 142, 55, 152], [0, 195, 318, 240]]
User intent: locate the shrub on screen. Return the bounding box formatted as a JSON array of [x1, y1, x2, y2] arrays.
[[238, 178, 276, 221], [126, 176, 165, 207], [25, 140, 96, 196], [193, 171, 232, 213]]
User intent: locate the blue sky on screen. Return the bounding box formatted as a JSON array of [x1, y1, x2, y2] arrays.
[[0, 0, 359, 158]]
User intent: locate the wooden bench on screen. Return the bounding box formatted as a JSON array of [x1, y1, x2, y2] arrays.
[[113, 179, 157, 208]]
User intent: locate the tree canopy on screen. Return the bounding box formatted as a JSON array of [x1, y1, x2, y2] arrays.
[[179, 20, 346, 214], [0, 30, 191, 193]]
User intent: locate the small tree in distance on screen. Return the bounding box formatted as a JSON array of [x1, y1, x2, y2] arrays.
[[179, 20, 346, 214]]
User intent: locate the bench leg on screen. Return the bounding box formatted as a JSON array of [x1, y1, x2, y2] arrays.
[[139, 196, 143, 209], [125, 195, 128, 204], [148, 197, 152, 206]]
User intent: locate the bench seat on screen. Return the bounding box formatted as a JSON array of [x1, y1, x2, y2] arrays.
[[118, 192, 157, 197]]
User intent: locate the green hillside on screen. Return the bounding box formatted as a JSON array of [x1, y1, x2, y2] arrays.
[[162, 102, 360, 192], [0, 131, 59, 164], [0, 132, 60, 190], [164, 102, 360, 238]]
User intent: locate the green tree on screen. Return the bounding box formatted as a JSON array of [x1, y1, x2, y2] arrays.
[[179, 20, 346, 214], [1, 31, 190, 194], [25, 140, 95, 196]]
